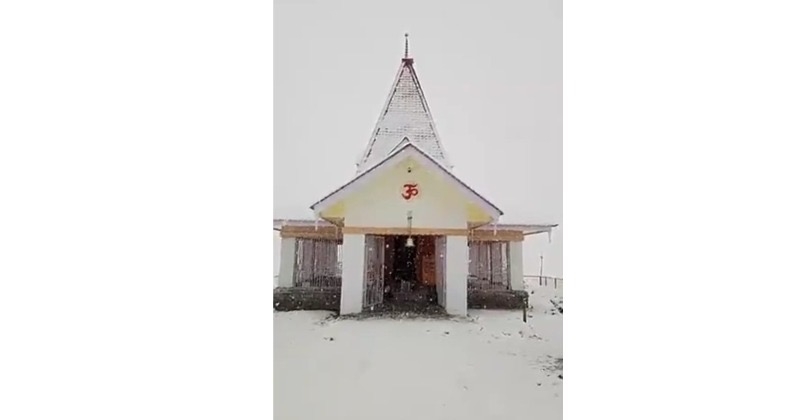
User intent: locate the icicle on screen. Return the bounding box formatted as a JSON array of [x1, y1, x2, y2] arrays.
[[493, 222, 497, 235], [548, 229, 552, 243], [314, 219, 319, 231]]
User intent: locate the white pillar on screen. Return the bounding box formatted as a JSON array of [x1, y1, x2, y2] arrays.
[[340, 233, 365, 315], [509, 241, 524, 291], [277, 237, 296, 287], [445, 235, 468, 316]]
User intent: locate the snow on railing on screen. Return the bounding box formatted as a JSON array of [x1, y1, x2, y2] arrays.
[[524, 275, 563, 289]]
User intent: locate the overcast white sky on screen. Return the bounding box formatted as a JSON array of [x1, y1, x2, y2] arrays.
[[274, 0, 562, 276]]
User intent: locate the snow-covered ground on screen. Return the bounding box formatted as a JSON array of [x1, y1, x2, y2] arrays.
[[273, 279, 563, 420]]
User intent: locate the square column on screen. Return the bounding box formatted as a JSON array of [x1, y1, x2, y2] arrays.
[[509, 241, 524, 291], [277, 237, 296, 287], [340, 233, 365, 315], [445, 235, 468, 316]]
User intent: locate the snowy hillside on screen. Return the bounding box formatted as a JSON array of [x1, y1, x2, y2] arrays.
[[273, 277, 563, 420]]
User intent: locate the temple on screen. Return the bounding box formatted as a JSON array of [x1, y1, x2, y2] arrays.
[[274, 36, 557, 315]]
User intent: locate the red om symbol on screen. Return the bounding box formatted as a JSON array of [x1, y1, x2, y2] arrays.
[[401, 183, 419, 200]]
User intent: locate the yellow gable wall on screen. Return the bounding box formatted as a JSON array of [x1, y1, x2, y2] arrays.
[[319, 157, 494, 228], [467, 202, 492, 224]]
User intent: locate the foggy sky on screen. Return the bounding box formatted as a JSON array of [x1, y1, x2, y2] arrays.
[[273, 0, 562, 276]]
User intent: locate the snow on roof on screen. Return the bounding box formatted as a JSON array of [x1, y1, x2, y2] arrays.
[[273, 219, 336, 230], [476, 223, 559, 236], [356, 52, 451, 173]]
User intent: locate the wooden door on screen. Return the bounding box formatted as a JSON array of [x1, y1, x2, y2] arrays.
[[416, 236, 437, 286]]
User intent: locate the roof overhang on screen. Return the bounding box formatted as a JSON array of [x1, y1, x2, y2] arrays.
[[311, 142, 503, 220], [273, 218, 340, 231], [477, 223, 559, 236], [274, 218, 558, 242]]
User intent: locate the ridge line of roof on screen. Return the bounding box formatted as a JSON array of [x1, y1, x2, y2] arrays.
[[356, 64, 406, 167], [404, 62, 452, 168]]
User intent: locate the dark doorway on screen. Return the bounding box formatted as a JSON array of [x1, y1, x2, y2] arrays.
[[382, 235, 438, 309], [390, 235, 417, 283]]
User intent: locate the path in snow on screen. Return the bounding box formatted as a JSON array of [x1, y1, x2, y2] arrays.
[[274, 282, 562, 420]]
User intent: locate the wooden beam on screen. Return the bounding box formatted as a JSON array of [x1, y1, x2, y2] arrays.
[[340, 227, 466, 236], [337, 226, 524, 241], [468, 230, 524, 242], [280, 225, 338, 234], [279, 225, 523, 241], [279, 225, 341, 240]]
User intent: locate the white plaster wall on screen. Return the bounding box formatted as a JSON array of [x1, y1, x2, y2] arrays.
[[344, 158, 468, 229], [277, 237, 296, 287], [445, 235, 468, 316], [340, 234, 365, 314], [509, 241, 524, 291]]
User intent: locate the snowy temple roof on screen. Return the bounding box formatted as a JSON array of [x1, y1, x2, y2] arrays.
[[356, 35, 451, 173]]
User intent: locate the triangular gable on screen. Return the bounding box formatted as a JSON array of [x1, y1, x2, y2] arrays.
[[313, 142, 502, 219], [387, 136, 413, 155], [356, 58, 451, 173]]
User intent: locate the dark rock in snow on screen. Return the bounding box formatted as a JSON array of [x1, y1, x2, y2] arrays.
[[549, 299, 563, 314]]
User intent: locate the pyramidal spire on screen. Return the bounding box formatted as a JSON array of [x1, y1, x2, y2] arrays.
[[356, 35, 452, 173]]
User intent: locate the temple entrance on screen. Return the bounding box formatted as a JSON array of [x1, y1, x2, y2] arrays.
[[380, 235, 442, 311]]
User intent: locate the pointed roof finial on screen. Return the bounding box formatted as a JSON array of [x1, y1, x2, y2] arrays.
[[402, 33, 414, 64]]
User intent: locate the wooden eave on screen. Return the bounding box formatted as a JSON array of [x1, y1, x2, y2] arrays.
[[273, 219, 555, 242]]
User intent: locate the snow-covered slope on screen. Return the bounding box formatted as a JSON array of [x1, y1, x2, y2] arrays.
[[273, 279, 563, 420], [525, 276, 563, 316]]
